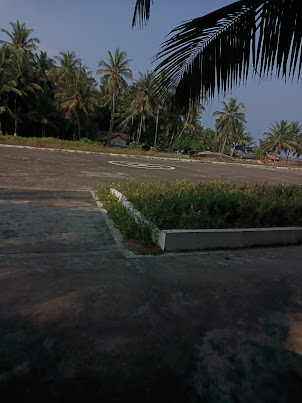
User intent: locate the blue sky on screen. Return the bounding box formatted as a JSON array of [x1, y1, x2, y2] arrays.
[[1, 0, 301, 142]]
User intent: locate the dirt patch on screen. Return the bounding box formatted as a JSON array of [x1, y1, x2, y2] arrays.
[[122, 238, 164, 255]]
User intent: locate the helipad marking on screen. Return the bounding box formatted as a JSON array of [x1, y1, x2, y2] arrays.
[[108, 161, 175, 170]]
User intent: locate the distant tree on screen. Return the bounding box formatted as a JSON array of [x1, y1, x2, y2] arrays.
[[55, 65, 98, 140], [4, 50, 42, 136], [0, 21, 39, 52], [97, 48, 132, 146], [123, 71, 157, 144], [230, 122, 253, 157], [263, 120, 301, 162], [214, 98, 246, 156]]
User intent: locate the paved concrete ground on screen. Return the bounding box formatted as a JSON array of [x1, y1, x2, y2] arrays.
[[1, 145, 302, 402]]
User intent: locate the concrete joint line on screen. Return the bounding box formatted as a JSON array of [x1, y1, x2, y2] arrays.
[[110, 189, 302, 252]]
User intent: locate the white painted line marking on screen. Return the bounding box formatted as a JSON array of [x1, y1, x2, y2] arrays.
[[108, 161, 175, 170]]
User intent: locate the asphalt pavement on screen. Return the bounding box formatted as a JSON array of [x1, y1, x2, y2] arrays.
[[1, 145, 302, 402]]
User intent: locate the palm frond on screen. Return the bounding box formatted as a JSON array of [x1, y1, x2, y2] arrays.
[[152, 0, 302, 106], [132, 0, 152, 27]]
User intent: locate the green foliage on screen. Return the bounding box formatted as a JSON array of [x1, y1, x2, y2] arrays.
[[97, 186, 154, 245], [112, 180, 302, 230], [129, 141, 141, 149]]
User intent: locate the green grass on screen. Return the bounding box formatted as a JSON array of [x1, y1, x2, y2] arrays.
[[98, 186, 156, 246], [100, 180, 302, 232]]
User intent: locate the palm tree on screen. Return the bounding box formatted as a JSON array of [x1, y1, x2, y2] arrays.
[[132, 1, 302, 106], [55, 65, 98, 140], [173, 100, 205, 150], [4, 49, 42, 136], [0, 21, 39, 52], [214, 98, 246, 157], [97, 48, 132, 146], [0, 45, 12, 133], [230, 122, 252, 157], [123, 71, 157, 144], [263, 120, 300, 162]]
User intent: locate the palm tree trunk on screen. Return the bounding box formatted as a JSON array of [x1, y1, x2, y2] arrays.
[[274, 147, 279, 163], [220, 132, 228, 157], [154, 108, 159, 147], [231, 142, 237, 157], [107, 90, 116, 147], [14, 97, 18, 137], [0, 121, 2, 136], [173, 115, 189, 151], [76, 111, 81, 141], [286, 149, 290, 164], [137, 115, 143, 144]]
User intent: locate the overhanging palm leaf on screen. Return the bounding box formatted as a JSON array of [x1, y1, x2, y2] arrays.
[[133, 0, 302, 105]]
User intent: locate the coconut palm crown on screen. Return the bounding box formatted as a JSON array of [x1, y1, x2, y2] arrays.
[[97, 48, 132, 146], [0, 20, 40, 52]]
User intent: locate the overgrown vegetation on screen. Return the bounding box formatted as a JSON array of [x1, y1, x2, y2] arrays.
[[101, 180, 302, 232]]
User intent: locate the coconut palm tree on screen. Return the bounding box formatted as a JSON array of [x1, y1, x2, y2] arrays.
[[123, 71, 157, 144], [173, 100, 205, 150], [4, 49, 42, 136], [263, 120, 301, 162], [97, 48, 132, 146], [214, 98, 246, 156], [0, 45, 12, 133], [0, 21, 39, 52], [132, 1, 302, 106], [230, 122, 253, 157], [55, 65, 98, 140]]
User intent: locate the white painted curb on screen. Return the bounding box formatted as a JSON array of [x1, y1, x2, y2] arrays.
[[110, 189, 161, 244], [109, 188, 302, 252]]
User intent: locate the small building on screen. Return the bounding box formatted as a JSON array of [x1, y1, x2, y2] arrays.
[[264, 154, 280, 162], [97, 131, 131, 147]]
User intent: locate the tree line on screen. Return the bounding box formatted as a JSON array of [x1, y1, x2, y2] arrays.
[[0, 21, 301, 160]]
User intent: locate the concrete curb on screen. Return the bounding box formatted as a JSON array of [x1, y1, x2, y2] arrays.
[[110, 188, 302, 252], [90, 190, 136, 258], [1, 143, 301, 171]]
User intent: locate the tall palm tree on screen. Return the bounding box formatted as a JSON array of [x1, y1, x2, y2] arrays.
[[214, 98, 246, 156], [0, 21, 39, 52], [263, 120, 300, 162], [4, 49, 42, 136], [97, 48, 132, 146], [132, 1, 302, 106], [55, 66, 98, 140], [0, 45, 12, 133], [123, 71, 157, 144], [230, 122, 253, 157]]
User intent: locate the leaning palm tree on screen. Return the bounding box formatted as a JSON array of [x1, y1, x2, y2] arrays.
[[263, 120, 300, 162], [214, 98, 246, 157], [132, 1, 302, 107], [97, 48, 132, 146], [0, 21, 39, 52]]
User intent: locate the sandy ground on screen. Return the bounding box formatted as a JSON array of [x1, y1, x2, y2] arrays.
[[1, 145, 302, 402]]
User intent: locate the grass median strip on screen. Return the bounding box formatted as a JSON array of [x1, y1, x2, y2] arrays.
[[98, 180, 302, 247]]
